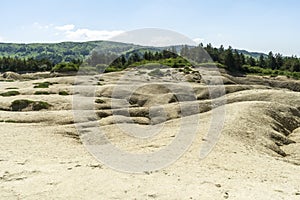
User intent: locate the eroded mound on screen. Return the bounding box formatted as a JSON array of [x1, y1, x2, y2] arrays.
[[0, 69, 299, 164]]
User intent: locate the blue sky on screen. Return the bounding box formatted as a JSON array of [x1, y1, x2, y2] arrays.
[[1, 0, 299, 56]]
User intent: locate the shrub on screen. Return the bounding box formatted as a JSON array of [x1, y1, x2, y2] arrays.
[[104, 66, 124, 73], [11, 99, 34, 111], [59, 91, 69, 96], [32, 101, 51, 111], [51, 62, 79, 72], [33, 82, 51, 88], [148, 69, 164, 77], [242, 65, 300, 80], [0, 90, 20, 97], [95, 99, 105, 104], [183, 66, 192, 74], [11, 99, 51, 111]]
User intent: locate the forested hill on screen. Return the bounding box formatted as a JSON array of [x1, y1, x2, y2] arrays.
[[2, 41, 299, 79], [0, 41, 141, 64], [0, 41, 265, 64]]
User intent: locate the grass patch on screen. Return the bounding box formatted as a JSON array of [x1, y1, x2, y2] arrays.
[[58, 91, 69, 96], [0, 79, 14, 82], [104, 66, 125, 73], [242, 65, 300, 80], [5, 87, 19, 90], [4, 119, 18, 123], [34, 91, 51, 95], [11, 99, 51, 111], [32, 101, 51, 111], [33, 81, 57, 88], [198, 62, 227, 69], [95, 99, 105, 104], [0, 90, 20, 97], [148, 69, 164, 77]]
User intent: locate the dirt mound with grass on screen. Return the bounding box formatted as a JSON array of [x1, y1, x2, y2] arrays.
[[2, 71, 23, 80]]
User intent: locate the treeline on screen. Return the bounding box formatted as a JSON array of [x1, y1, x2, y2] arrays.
[[1, 42, 300, 78], [87, 49, 179, 66], [86, 49, 190, 72], [181, 44, 300, 72], [0, 41, 139, 65], [0, 56, 84, 73], [0, 56, 54, 72]]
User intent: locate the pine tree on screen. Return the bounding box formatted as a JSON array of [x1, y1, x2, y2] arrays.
[[258, 54, 266, 68], [224, 47, 235, 69]]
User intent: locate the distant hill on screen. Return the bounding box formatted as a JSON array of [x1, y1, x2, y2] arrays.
[[0, 41, 267, 64], [236, 49, 267, 58]]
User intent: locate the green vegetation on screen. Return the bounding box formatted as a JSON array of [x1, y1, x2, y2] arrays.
[[148, 69, 164, 77], [51, 62, 79, 72], [242, 65, 300, 79], [4, 119, 18, 123], [32, 101, 51, 111], [0, 56, 54, 72], [0, 41, 137, 62], [0, 40, 300, 79], [178, 66, 193, 74], [197, 62, 226, 68], [0, 119, 18, 123], [181, 44, 300, 77], [34, 91, 51, 95], [58, 91, 69, 96], [0, 41, 139, 72], [91, 50, 191, 73], [5, 87, 19, 90], [0, 90, 20, 97], [11, 99, 51, 111], [33, 81, 56, 88], [95, 99, 105, 104]]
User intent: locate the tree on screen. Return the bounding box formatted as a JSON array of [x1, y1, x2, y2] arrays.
[[267, 51, 277, 70], [275, 53, 283, 69], [240, 53, 246, 66], [224, 47, 235, 69], [247, 57, 256, 66], [233, 50, 242, 70], [258, 54, 266, 68]]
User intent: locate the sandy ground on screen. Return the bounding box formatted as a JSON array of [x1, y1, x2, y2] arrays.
[[0, 69, 300, 199]]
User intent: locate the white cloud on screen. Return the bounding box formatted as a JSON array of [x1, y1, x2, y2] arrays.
[[29, 23, 125, 42], [63, 28, 124, 41], [55, 24, 75, 31], [193, 38, 204, 44]]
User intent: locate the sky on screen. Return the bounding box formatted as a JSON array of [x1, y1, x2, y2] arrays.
[[0, 0, 299, 56]]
